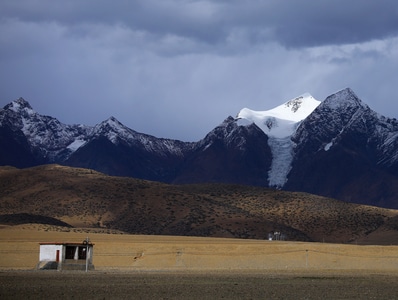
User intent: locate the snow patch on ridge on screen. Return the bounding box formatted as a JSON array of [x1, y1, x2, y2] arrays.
[[67, 139, 87, 151], [324, 142, 333, 151]]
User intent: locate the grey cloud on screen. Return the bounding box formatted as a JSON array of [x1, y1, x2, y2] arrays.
[[0, 0, 225, 45], [1, 1, 398, 141], [272, 0, 398, 47], [2, 0, 398, 49]]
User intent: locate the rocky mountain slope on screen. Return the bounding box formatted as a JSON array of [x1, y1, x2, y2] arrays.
[[1, 165, 398, 244], [1, 88, 398, 208], [285, 89, 398, 208]]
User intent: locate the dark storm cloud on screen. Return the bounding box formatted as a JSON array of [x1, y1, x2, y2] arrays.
[[259, 0, 398, 47], [2, 0, 398, 49], [0, 0, 223, 46]]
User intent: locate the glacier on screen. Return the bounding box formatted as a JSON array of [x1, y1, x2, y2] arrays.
[[237, 93, 321, 187]]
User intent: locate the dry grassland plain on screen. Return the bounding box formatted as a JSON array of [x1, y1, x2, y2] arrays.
[[1, 225, 398, 299]]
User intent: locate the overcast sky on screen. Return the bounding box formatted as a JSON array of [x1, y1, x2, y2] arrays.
[[1, 1, 398, 141]]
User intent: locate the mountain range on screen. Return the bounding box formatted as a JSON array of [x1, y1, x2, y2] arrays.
[[1, 88, 398, 208]]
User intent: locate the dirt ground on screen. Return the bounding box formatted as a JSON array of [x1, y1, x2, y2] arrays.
[[1, 270, 398, 299]]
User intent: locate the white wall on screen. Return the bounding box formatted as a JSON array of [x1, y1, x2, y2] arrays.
[[39, 245, 63, 261]]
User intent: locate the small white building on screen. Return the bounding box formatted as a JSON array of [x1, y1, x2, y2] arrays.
[[37, 240, 94, 270]]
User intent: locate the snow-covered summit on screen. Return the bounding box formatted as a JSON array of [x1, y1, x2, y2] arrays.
[[1, 97, 92, 162], [322, 87, 368, 111], [237, 93, 321, 138], [95, 116, 126, 134], [236, 93, 321, 188], [93, 116, 136, 144], [91, 116, 191, 156], [1, 98, 35, 125], [4, 97, 34, 112]]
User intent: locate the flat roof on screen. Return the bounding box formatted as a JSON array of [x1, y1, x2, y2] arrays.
[[39, 242, 94, 246]]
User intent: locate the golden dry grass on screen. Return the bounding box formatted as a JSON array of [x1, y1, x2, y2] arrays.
[[1, 225, 398, 272]]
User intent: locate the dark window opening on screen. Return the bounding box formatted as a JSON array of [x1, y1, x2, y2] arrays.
[[65, 246, 75, 259]]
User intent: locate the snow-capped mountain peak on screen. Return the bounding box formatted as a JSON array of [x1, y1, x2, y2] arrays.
[[90, 116, 191, 156], [237, 93, 320, 138], [1, 98, 36, 126], [1, 98, 92, 162], [284, 92, 316, 113], [101, 116, 125, 131], [92, 116, 133, 144], [4, 97, 34, 113], [322, 87, 368, 111], [236, 93, 321, 188]]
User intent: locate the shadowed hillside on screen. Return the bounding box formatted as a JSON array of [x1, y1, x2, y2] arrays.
[[1, 164, 397, 244]]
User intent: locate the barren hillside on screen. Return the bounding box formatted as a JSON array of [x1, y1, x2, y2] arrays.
[[1, 164, 397, 244]]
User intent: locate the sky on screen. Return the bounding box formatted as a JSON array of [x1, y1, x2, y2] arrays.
[[1, 0, 398, 142]]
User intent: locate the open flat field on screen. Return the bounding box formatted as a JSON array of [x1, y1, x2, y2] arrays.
[[1, 225, 398, 271], [1, 225, 398, 299], [1, 270, 398, 299]]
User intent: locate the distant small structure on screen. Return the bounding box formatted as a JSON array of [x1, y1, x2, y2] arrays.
[[268, 231, 286, 241], [37, 239, 94, 271]]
